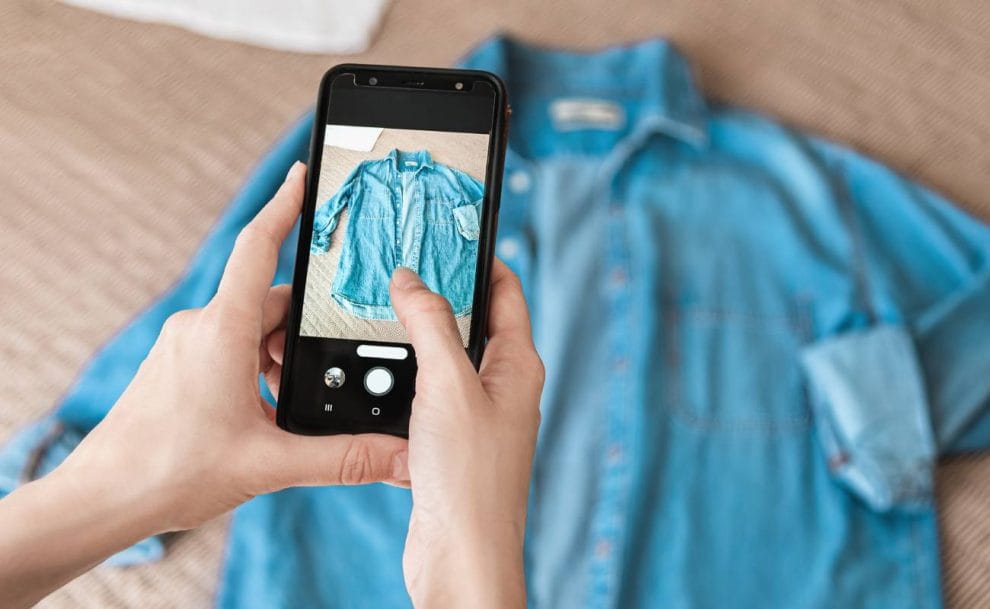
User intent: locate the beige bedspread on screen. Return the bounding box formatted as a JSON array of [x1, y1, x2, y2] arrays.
[[1, 0, 988, 606]]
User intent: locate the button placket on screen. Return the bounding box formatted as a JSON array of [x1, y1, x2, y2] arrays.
[[586, 190, 634, 609], [496, 163, 534, 275], [409, 189, 423, 269], [393, 181, 402, 259]]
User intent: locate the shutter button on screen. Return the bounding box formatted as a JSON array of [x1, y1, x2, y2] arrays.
[[364, 367, 394, 396]]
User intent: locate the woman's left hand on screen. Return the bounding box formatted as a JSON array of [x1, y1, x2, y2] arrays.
[[0, 162, 409, 609], [61, 161, 409, 532]]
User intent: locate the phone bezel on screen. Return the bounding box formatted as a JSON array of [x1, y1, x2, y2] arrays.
[[276, 64, 508, 436]]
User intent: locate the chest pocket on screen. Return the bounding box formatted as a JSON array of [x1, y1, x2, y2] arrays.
[[664, 305, 813, 434], [355, 181, 393, 222], [424, 197, 457, 226]]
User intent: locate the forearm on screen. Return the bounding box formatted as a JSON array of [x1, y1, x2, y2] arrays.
[[0, 464, 159, 608], [408, 522, 527, 609]]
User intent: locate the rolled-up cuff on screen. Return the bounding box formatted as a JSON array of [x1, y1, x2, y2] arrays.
[[800, 324, 935, 512], [452, 202, 481, 241]]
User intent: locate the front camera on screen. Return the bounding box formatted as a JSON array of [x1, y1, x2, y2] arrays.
[[454, 82, 464, 90], [368, 77, 378, 86]]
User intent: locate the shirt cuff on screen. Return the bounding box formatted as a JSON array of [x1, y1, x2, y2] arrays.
[[452, 202, 481, 241], [800, 324, 936, 512]]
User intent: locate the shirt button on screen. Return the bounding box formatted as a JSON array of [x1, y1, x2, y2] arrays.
[[595, 540, 612, 557], [606, 444, 623, 463], [508, 170, 531, 194], [609, 267, 627, 287], [497, 237, 521, 260]]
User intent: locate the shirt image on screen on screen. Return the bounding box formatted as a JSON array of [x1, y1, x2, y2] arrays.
[[299, 125, 490, 347]]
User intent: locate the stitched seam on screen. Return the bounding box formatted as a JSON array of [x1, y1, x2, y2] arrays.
[[664, 303, 815, 434], [331, 292, 471, 318], [827, 152, 878, 323]]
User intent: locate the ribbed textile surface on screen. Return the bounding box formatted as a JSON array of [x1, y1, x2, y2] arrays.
[[1, 0, 988, 607]]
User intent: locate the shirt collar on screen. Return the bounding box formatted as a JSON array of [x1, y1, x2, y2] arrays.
[[388, 148, 434, 173], [459, 35, 708, 150]]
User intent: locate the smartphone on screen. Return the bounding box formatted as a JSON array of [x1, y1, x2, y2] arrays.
[[276, 64, 508, 437]]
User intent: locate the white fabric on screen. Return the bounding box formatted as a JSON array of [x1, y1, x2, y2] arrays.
[[60, 0, 391, 54], [324, 125, 384, 152]]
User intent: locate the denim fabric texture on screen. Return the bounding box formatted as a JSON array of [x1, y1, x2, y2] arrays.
[[0, 36, 988, 609], [311, 148, 483, 320]]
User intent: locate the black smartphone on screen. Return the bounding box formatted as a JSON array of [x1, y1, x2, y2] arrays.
[[276, 64, 508, 437]]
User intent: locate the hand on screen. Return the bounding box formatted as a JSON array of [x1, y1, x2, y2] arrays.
[[266, 260, 544, 607], [52, 160, 409, 530], [390, 262, 544, 609], [1, 162, 410, 608]]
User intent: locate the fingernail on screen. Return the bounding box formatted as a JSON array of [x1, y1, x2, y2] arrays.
[[285, 161, 304, 182], [391, 266, 423, 291], [391, 450, 409, 480]]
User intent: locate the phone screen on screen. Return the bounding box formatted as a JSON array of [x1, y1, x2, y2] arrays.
[[279, 69, 503, 436]]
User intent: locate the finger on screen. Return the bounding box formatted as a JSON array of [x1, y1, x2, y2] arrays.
[[479, 259, 544, 407], [263, 360, 282, 400], [267, 328, 286, 366], [389, 449, 409, 483], [259, 342, 274, 380], [262, 326, 287, 400], [389, 267, 471, 372], [485, 258, 535, 348], [215, 161, 306, 321], [261, 431, 408, 489], [262, 284, 292, 335], [257, 285, 291, 403]]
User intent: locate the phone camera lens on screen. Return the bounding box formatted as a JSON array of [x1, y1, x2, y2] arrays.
[[454, 82, 464, 90], [368, 77, 378, 86]]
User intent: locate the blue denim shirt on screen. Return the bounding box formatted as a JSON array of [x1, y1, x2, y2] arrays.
[[311, 148, 483, 319], [459, 37, 990, 609], [2, 36, 989, 609]]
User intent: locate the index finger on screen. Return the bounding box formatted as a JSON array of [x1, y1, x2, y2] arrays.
[[485, 258, 535, 349], [215, 162, 306, 318]]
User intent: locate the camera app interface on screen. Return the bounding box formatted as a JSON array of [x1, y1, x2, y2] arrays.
[[282, 73, 496, 435], [300, 124, 489, 346]]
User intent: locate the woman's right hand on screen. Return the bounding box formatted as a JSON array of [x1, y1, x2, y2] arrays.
[[267, 259, 543, 608], [387, 261, 543, 609]]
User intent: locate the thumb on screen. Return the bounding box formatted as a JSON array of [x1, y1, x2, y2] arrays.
[[259, 431, 409, 490], [389, 267, 471, 372]]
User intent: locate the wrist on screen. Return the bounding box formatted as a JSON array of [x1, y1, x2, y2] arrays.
[[407, 519, 526, 609], [0, 463, 165, 607], [54, 448, 169, 539]]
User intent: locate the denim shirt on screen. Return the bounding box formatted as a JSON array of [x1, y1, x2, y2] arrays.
[[455, 37, 990, 609], [311, 148, 483, 319], [2, 36, 988, 609]]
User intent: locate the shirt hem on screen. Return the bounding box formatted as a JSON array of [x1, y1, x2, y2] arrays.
[[330, 291, 472, 321]]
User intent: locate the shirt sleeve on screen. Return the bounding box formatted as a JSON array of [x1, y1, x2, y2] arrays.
[[800, 141, 990, 511], [311, 163, 361, 253], [451, 168, 485, 242]]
